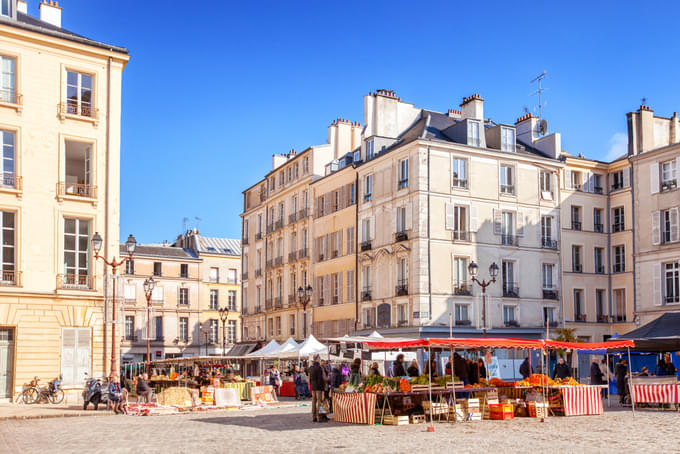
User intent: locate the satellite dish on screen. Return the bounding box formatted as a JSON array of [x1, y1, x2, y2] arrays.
[[539, 119, 548, 136]]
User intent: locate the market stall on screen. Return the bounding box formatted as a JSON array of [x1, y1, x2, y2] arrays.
[[630, 377, 680, 405]]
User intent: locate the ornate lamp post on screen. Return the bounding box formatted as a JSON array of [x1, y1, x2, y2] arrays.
[[143, 277, 155, 374], [468, 261, 499, 337], [92, 232, 136, 377], [218, 306, 230, 356], [296, 285, 313, 339]]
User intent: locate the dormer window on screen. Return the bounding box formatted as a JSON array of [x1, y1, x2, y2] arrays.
[[501, 127, 515, 152], [467, 121, 480, 147], [1, 0, 14, 18], [366, 140, 374, 160]]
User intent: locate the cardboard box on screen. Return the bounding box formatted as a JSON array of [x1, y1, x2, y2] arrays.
[[383, 415, 409, 425]]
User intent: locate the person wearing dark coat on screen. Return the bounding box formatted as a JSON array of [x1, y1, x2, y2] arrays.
[[369, 362, 381, 376], [424, 359, 438, 378], [392, 354, 407, 377], [590, 359, 604, 385], [614, 359, 628, 404], [664, 353, 678, 376], [330, 364, 343, 389], [519, 358, 532, 379], [407, 360, 419, 378], [467, 359, 479, 385], [309, 355, 328, 422], [453, 353, 469, 385], [477, 359, 487, 381], [552, 357, 572, 380]]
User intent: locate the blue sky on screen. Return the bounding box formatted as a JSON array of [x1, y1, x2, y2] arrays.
[[40, 1, 680, 243]]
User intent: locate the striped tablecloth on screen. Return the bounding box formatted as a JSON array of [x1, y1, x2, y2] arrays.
[[333, 392, 377, 425], [632, 384, 680, 404], [560, 386, 603, 416]]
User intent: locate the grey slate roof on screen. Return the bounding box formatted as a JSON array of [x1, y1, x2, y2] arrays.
[[0, 12, 128, 54], [120, 244, 199, 260], [197, 237, 241, 257]]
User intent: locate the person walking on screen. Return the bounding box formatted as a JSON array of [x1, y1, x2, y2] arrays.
[[269, 365, 281, 397], [392, 354, 407, 377], [454, 353, 469, 385], [519, 357, 533, 379], [309, 355, 329, 422], [552, 357, 572, 380], [590, 358, 604, 385], [615, 359, 629, 405], [135, 373, 152, 403], [349, 358, 362, 387], [108, 375, 123, 414]]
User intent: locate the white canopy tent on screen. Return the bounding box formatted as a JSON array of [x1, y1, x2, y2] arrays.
[[268, 337, 299, 355], [264, 334, 329, 359], [247, 339, 280, 357]]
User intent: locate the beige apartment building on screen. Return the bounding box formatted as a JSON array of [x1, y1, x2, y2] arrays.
[[0, 2, 128, 399]]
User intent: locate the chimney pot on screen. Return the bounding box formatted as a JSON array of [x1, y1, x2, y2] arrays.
[[39, 0, 62, 28]]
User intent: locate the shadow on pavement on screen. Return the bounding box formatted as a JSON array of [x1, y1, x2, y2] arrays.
[[196, 412, 352, 431]]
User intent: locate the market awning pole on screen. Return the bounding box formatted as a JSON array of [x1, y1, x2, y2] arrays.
[[606, 353, 611, 408], [428, 345, 434, 431], [450, 345, 457, 424], [541, 347, 546, 423], [627, 347, 635, 416]]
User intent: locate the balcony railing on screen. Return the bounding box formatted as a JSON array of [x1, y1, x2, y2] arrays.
[[544, 321, 559, 328], [58, 102, 99, 121], [613, 263, 625, 273], [504, 320, 519, 327], [542, 288, 558, 300], [361, 288, 372, 301], [661, 180, 678, 191], [275, 220, 284, 231], [318, 297, 325, 306], [594, 186, 603, 194], [454, 282, 472, 296], [332, 249, 339, 258], [364, 193, 372, 202], [612, 223, 624, 233], [124, 335, 138, 342], [242, 236, 249, 245], [289, 213, 297, 224], [288, 251, 297, 262], [575, 314, 587, 322], [665, 295, 680, 304], [597, 315, 609, 323], [612, 315, 626, 322], [571, 221, 582, 231], [266, 224, 274, 234], [398, 179, 408, 190], [0, 270, 21, 287], [255, 268, 262, 278], [0, 89, 21, 105], [611, 182, 623, 191], [455, 319, 472, 326], [0, 172, 21, 190], [595, 265, 605, 274], [396, 281, 408, 296], [274, 297, 282, 309], [332, 296, 339, 304], [453, 231, 470, 242], [298, 248, 308, 259], [275, 256, 283, 267], [58, 273, 93, 290], [541, 238, 557, 249], [360, 241, 372, 251], [572, 264, 582, 273], [452, 178, 468, 189], [58, 182, 97, 199], [265, 260, 273, 270], [288, 294, 296, 305], [500, 184, 515, 194], [594, 223, 604, 233], [395, 231, 408, 242], [255, 232, 262, 241], [298, 208, 308, 220], [501, 234, 518, 246], [502, 284, 519, 298], [265, 299, 272, 310], [242, 272, 248, 280]]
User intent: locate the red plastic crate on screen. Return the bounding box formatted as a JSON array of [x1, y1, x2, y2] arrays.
[[489, 403, 514, 420]]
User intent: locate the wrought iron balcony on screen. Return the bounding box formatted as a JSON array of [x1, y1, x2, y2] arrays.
[[453, 231, 470, 242], [571, 221, 582, 231], [58, 102, 99, 121], [395, 231, 408, 242], [396, 281, 408, 296], [661, 180, 678, 191], [242, 236, 249, 245], [332, 296, 339, 305], [242, 272, 248, 280], [541, 238, 557, 249], [298, 208, 308, 220], [255, 232, 262, 241], [275, 220, 284, 231], [502, 284, 519, 298], [255, 268, 262, 278], [452, 178, 468, 189], [298, 248, 308, 259], [265, 259, 274, 270], [0, 89, 21, 105], [274, 297, 282, 309], [288, 251, 297, 262], [360, 241, 372, 251], [501, 234, 518, 246], [504, 320, 519, 327], [398, 179, 408, 190], [57, 273, 93, 290], [594, 186, 603, 194], [575, 314, 587, 322], [500, 184, 515, 194], [612, 223, 624, 233], [58, 182, 97, 199], [572, 264, 582, 273], [594, 223, 604, 233], [542, 289, 558, 300], [611, 182, 623, 191], [595, 266, 605, 274], [0, 172, 21, 190], [454, 282, 472, 296], [288, 294, 296, 305], [275, 256, 283, 267], [361, 288, 372, 301], [265, 299, 273, 310], [455, 319, 472, 326], [289, 212, 297, 224], [0, 270, 21, 287], [597, 315, 609, 323]]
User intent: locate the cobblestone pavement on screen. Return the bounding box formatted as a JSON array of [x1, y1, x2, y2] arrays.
[[0, 403, 113, 420], [0, 405, 675, 454]]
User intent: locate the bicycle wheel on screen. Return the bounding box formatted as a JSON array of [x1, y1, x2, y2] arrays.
[[22, 388, 39, 404], [49, 389, 64, 404]]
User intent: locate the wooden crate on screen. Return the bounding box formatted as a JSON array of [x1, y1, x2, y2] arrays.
[[383, 415, 409, 425], [410, 414, 426, 424], [422, 401, 449, 415], [528, 402, 548, 418]]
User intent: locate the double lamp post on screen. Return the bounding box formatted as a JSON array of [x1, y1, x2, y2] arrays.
[[467, 260, 499, 337]]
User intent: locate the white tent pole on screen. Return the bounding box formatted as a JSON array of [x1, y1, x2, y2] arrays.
[[606, 353, 610, 408]]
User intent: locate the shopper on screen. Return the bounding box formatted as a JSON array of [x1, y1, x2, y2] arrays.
[[407, 360, 419, 378], [330, 363, 343, 389], [309, 355, 328, 422], [269, 365, 281, 396], [392, 354, 407, 377], [552, 357, 572, 380], [109, 375, 123, 414], [590, 358, 604, 385], [349, 358, 362, 387], [477, 358, 487, 381], [136, 373, 153, 403], [425, 359, 438, 378], [454, 353, 469, 385], [519, 357, 533, 379], [600, 359, 610, 397], [369, 362, 381, 376], [467, 359, 479, 385], [615, 359, 629, 404]]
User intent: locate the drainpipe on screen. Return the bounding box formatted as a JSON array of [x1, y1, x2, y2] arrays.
[[606, 173, 612, 323], [427, 147, 432, 323], [354, 169, 359, 333], [556, 169, 565, 328], [629, 162, 637, 318]]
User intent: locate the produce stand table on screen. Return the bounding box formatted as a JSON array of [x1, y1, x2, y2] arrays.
[[631, 383, 680, 404], [333, 392, 377, 425], [547, 386, 603, 416], [221, 382, 254, 400], [150, 379, 200, 393]]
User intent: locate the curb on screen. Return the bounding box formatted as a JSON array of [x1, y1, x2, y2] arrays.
[[0, 410, 115, 421]]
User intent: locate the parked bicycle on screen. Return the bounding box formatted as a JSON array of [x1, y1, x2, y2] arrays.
[[17, 376, 64, 404]]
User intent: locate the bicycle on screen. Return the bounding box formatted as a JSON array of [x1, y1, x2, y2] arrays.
[[15, 377, 40, 404], [16, 376, 64, 404]]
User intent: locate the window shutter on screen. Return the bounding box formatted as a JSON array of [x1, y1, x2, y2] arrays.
[[339, 272, 343, 303], [338, 230, 343, 255], [676, 157, 680, 181], [324, 275, 331, 304], [325, 233, 331, 259], [445, 202, 454, 230], [493, 208, 502, 235], [670, 207, 680, 243], [470, 205, 478, 231], [406, 201, 413, 230], [370, 215, 376, 240], [652, 211, 661, 245], [653, 263, 662, 306], [517, 211, 525, 237], [61, 328, 76, 386], [564, 169, 572, 190], [623, 167, 631, 188]]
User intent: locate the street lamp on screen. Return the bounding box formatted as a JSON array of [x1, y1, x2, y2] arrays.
[[143, 277, 155, 374], [92, 232, 136, 377], [296, 285, 313, 339], [468, 261, 498, 336], [218, 306, 230, 356]]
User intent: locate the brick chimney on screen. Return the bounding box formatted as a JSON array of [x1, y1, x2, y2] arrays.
[[515, 113, 538, 143], [39, 0, 61, 28], [460, 94, 484, 121]]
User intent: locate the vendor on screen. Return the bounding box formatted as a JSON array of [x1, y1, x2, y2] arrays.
[[349, 358, 362, 387], [425, 359, 438, 378], [369, 362, 381, 376], [392, 354, 407, 377], [552, 357, 572, 380], [407, 360, 419, 378]]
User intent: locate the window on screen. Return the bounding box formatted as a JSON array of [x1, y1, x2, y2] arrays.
[[289, 314, 296, 336], [209, 289, 218, 310], [364, 174, 373, 201], [594, 208, 604, 233], [664, 262, 679, 304], [60, 328, 91, 386], [179, 317, 188, 342], [396, 206, 407, 234], [268, 318, 274, 337], [209, 267, 219, 283], [346, 270, 354, 303], [180, 263, 189, 278], [153, 262, 162, 276], [0, 130, 15, 189], [228, 290, 237, 311], [0, 0, 13, 18], [303, 157, 309, 174], [123, 284, 136, 301], [0, 57, 16, 104], [346, 227, 355, 254], [501, 126, 515, 152], [661, 209, 679, 243], [613, 289, 626, 322], [0, 211, 14, 282], [256, 286, 261, 312], [178, 287, 190, 305], [661, 160, 678, 188], [332, 273, 340, 304], [452, 158, 468, 188], [209, 319, 218, 344], [366, 140, 374, 160], [501, 211, 514, 245], [317, 275, 325, 306], [63, 218, 90, 285], [125, 316, 135, 340], [611, 170, 624, 190], [332, 190, 339, 211], [612, 207, 624, 232], [571, 170, 582, 191], [542, 264, 554, 290], [453, 257, 468, 294], [349, 183, 355, 205], [63, 140, 93, 197], [227, 269, 237, 284], [613, 245, 625, 273], [453, 205, 467, 241], [154, 316, 163, 340], [125, 259, 134, 275], [540, 170, 552, 199], [398, 159, 409, 189], [593, 174, 603, 193], [397, 304, 408, 325], [362, 307, 375, 328], [541, 215, 553, 248], [596, 289, 606, 321], [543, 307, 555, 326], [500, 165, 514, 194], [151, 286, 164, 303], [362, 265, 371, 293], [572, 246, 582, 272], [362, 218, 371, 242], [66, 71, 93, 117], [571, 206, 582, 230], [594, 248, 605, 274], [455, 304, 470, 324], [502, 261, 517, 297], [467, 121, 480, 147], [397, 258, 408, 291], [228, 320, 236, 344], [503, 306, 516, 325], [574, 289, 584, 321]]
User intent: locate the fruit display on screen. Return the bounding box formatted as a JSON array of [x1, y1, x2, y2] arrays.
[[488, 377, 515, 387], [554, 377, 583, 386], [399, 378, 411, 392]]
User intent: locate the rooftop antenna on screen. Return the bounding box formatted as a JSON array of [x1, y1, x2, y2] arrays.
[[182, 217, 189, 233], [194, 217, 202, 231], [641, 97, 647, 106], [530, 71, 548, 135]]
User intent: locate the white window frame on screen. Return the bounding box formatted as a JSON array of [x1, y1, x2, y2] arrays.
[[452, 157, 468, 188], [502, 305, 517, 324], [0, 56, 16, 104], [540, 170, 552, 199], [501, 126, 515, 152], [454, 303, 470, 323], [500, 164, 515, 194], [65, 70, 94, 117], [613, 245, 625, 273], [662, 160, 677, 185], [209, 289, 219, 310], [398, 158, 409, 189], [63, 218, 90, 283], [179, 317, 189, 341], [664, 262, 679, 304], [364, 174, 373, 201], [467, 120, 480, 147], [542, 263, 554, 290]]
